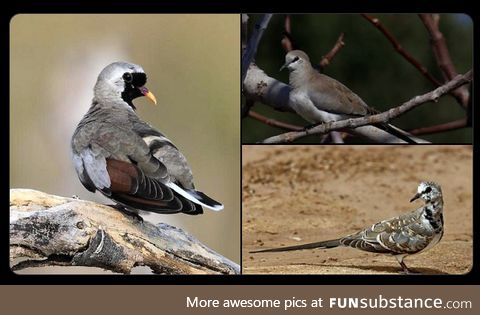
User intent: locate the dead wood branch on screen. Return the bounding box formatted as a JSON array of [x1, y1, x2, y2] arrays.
[[9, 189, 239, 275]]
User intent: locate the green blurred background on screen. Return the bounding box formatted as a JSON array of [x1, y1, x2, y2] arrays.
[[242, 14, 473, 143], [10, 14, 240, 271]]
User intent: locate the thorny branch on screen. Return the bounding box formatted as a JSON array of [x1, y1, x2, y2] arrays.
[[260, 70, 472, 143]]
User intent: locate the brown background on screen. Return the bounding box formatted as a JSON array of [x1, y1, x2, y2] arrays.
[[243, 145, 472, 274], [1, 285, 479, 314]]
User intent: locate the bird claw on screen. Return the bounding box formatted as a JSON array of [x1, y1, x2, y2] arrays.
[[108, 204, 144, 223]]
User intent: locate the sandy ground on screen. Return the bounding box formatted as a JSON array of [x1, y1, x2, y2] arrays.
[[242, 145, 473, 275]]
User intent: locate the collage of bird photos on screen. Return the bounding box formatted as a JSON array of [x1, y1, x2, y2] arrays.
[[9, 13, 473, 280]]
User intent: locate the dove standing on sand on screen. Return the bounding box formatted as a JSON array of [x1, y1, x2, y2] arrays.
[[280, 50, 426, 143], [252, 181, 444, 274], [71, 62, 224, 215]]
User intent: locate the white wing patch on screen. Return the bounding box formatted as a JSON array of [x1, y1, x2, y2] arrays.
[[80, 148, 111, 189]]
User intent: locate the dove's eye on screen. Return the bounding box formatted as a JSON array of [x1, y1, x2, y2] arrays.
[[425, 187, 432, 193], [123, 72, 133, 83]]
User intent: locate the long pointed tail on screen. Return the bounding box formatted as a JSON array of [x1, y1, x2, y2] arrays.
[[166, 183, 224, 211], [250, 239, 341, 253], [375, 123, 418, 144]]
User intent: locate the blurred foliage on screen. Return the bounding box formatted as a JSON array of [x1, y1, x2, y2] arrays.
[[242, 14, 473, 143]]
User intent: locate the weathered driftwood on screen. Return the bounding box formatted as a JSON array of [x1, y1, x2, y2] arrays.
[[9, 189, 239, 275]]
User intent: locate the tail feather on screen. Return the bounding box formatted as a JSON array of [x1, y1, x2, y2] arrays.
[[250, 239, 341, 253], [167, 182, 224, 211], [376, 123, 417, 144]]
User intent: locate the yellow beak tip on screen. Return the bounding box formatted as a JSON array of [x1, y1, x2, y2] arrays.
[[145, 91, 157, 105]]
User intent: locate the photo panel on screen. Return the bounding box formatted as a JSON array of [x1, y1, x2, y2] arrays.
[[9, 14, 240, 275], [242, 14, 472, 144], [242, 145, 472, 275]]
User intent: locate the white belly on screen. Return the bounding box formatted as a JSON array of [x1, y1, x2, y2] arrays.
[[290, 93, 344, 123]]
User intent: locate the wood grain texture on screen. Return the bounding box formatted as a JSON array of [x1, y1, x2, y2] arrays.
[[9, 189, 239, 275]]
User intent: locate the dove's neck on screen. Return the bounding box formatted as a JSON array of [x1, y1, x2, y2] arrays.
[[422, 197, 444, 234], [289, 65, 315, 89]]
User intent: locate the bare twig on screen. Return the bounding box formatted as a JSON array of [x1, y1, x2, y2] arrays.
[[260, 70, 472, 143], [419, 14, 458, 80], [241, 14, 273, 84], [361, 14, 443, 86], [281, 15, 294, 52], [319, 33, 346, 69], [419, 14, 470, 108], [285, 14, 291, 34], [248, 110, 303, 131], [409, 117, 468, 136]]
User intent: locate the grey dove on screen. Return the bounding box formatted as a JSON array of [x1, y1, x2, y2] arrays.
[[251, 181, 444, 274], [71, 62, 224, 215], [280, 50, 422, 143]]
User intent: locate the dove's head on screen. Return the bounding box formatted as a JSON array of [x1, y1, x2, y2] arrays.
[[410, 181, 443, 203], [94, 61, 157, 110]]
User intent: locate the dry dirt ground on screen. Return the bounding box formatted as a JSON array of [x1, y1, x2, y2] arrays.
[[242, 145, 472, 275]]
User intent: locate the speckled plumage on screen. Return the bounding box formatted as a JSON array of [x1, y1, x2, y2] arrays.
[[251, 181, 444, 273]]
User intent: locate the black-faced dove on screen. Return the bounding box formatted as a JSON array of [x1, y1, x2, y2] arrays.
[[71, 62, 223, 215]]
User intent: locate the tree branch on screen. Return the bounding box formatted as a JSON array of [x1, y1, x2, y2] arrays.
[[260, 70, 472, 143], [361, 14, 443, 86], [248, 110, 303, 131], [281, 15, 294, 52], [319, 32, 345, 69], [409, 117, 468, 136], [419, 14, 470, 108], [10, 189, 239, 275], [241, 14, 273, 84]]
